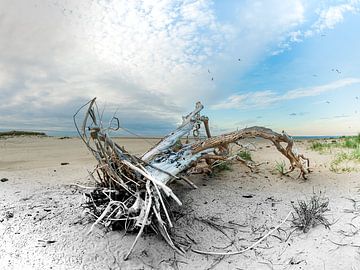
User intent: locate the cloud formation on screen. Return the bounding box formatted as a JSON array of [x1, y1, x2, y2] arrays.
[[0, 0, 358, 134], [212, 78, 360, 110], [275, 0, 360, 54]]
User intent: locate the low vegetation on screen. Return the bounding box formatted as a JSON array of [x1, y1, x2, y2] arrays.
[[310, 134, 360, 173], [291, 193, 331, 233], [275, 160, 286, 175], [330, 149, 360, 172], [237, 150, 252, 161], [213, 161, 232, 172], [0, 130, 46, 137]]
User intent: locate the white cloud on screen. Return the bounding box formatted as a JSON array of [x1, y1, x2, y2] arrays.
[[212, 78, 360, 110], [0, 0, 358, 134], [276, 0, 360, 53], [0, 0, 225, 133], [0, 0, 313, 133], [313, 2, 359, 32]]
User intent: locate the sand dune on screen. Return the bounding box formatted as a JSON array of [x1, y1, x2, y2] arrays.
[[1, 136, 360, 269]]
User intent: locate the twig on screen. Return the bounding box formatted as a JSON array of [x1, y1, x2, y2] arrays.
[[206, 255, 225, 270], [329, 239, 360, 248], [192, 211, 292, 256]]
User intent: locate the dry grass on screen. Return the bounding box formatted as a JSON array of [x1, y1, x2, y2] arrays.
[[291, 193, 331, 233]]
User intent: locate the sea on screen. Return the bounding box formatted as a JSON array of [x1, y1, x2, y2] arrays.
[[0, 127, 347, 140]]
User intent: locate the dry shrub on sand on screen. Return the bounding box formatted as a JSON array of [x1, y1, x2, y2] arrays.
[[291, 193, 330, 233]]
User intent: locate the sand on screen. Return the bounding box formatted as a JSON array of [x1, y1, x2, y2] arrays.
[[1, 136, 360, 270]]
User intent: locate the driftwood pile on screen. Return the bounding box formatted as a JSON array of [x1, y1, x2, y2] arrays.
[[73, 98, 310, 259]]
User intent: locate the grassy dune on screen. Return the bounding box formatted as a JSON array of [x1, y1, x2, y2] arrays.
[[310, 135, 360, 172], [0, 130, 47, 137]]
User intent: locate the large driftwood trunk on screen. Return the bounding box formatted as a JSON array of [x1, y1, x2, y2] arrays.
[[74, 98, 310, 259]]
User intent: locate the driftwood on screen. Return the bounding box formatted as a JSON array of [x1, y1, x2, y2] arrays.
[[73, 98, 310, 259]]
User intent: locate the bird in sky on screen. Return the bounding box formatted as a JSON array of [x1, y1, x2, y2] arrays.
[[208, 69, 211, 73], [238, 58, 241, 61], [326, 101, 330, 104]]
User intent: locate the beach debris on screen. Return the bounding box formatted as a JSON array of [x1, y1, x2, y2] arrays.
[[5, 211, 14, 219], [1, 178, 9, 182], [74, 98, 310, 259], [291, 194, 330, 233], [38, 240, 56, 244], [60, 162, 69, 166], [59, 136, 70, 140]]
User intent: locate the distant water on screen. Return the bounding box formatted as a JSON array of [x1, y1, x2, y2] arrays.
[[292, 136, 342, 140], [0, 128, 347, 139]]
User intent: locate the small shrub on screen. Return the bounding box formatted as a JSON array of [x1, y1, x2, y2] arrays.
[[237, 150, 252, 161], [291, 194, 330, 233], [275, 160, 286, 175], [210, 161, 232, 176], [215, 162, 232, 172]]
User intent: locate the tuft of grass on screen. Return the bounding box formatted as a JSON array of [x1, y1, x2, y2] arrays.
[[215, 162, 232, 172], [210, 161, 232, 177], [291, 193, 330, 233], [237, 150, 252, 161], [275, 160, 286, 175], [0, 130, 46, 137]]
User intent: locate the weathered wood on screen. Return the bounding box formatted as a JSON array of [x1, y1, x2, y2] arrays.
[[74, 98, 310, 259]]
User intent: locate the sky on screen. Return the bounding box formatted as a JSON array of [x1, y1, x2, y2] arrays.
[[0, 0, 359, 136]]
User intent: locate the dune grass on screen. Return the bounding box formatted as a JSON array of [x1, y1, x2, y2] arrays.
[[330, 148, 360, 172], [237, 150, 252, 161], [310, 134, 360, 172], [310, 134, 360, 151], [275, 160, 286, 175], [0, 130, 46, 137]]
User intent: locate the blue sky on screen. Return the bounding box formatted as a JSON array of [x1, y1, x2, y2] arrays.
[[0, 0, 359, 136]]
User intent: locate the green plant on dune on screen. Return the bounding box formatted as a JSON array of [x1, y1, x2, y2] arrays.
[[275, 160, 286, 175], [209, 160, 232, 177], [311, 134, 360, 173], [330, 148, 360, 173], [310, 141, 331, 151], [237, 150, 252, 161]]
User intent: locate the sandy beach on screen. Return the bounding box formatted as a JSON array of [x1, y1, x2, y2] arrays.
[[1, 136, 360, 270]]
